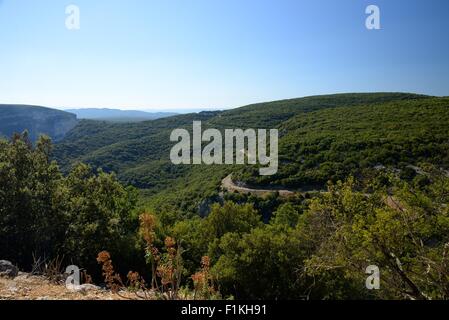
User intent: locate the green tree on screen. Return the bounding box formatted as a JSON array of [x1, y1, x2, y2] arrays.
[[272, 203, 302, 227], [211, 224, 306, 299], [301, 173, 449, 300], [0, 133, 66, 266], [0, 134, 140, 274], [62, 163, 139, 272], [203, 202, 262, 240]]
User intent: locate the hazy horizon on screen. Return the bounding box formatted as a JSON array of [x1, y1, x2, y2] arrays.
[[63, 106, 221, 114], [3, 89, 446, 114]]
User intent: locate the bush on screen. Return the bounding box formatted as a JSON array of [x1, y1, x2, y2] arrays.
[[0, 133, 139, 275]]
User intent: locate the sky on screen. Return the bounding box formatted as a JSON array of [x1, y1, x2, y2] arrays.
[[0, 0, 448, 111]]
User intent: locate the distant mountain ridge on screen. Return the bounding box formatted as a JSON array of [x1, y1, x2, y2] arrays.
[[0, 104, 78, 142], [66, 108, 178, 122]]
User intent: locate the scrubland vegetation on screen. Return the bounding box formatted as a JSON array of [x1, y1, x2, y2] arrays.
[[2, 93, 449, 299]]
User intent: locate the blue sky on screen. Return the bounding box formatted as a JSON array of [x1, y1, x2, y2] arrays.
[[0, 0, 448, 111]]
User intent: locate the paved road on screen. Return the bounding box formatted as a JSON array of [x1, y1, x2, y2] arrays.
[[221, 174, 404, 211], [221, 174, 296, 197]]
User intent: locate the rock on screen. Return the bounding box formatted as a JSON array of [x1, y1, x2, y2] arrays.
[[0, 105, 79, 142], [0, 260, 19, 278], [66, 283, 101, 293]]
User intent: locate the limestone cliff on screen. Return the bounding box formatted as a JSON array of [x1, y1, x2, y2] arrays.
[[0, 105, 78, 142]]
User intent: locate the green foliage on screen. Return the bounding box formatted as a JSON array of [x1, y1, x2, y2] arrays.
[[166, 201, 309, 299], [62, 163, 139, 272], [208, 92, 428, 128], [237, 98, 449, 189], [272, 203, 303, 227], [0, 133, 139, 273], [203, 202, 262, 239], [0, 133, 66, 266], [145, 164, 231, 217], [171, 217, 207, 275], [300, 171, 449, 300], [223, 191, 305, 222], [211, 224, 306, 299], [54, 93, 429, 215], [150, 171, 449, 300], [4, 93, 449, 300]]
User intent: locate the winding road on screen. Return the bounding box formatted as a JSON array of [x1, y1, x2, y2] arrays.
[[221, 174, 404, 211], [221, 174, 297, 197]]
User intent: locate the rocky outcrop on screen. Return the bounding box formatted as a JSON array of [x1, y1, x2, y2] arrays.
[[0, 260, 18, 278], [66, 283, 102, 293], [0, 104, 78, 142]]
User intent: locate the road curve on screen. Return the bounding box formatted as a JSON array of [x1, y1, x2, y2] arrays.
[[221, 174, 296, 197]]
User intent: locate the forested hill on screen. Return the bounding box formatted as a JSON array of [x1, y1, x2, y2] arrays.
[[53, 111, 221, 190], [52, 92, 441, 213], [235, 97, 449, 188], [0, 104, 78, 142], [207, 92, 429, 128], [54, 93, 427, 180], [5, 94, 449, 300]]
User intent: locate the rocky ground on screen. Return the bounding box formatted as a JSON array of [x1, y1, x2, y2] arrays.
[[0, 260, 179, 300], [0, 272, 128, 300], [0, 259, 159, 300]]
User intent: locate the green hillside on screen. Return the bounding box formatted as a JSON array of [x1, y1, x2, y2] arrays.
[[0, 104, 78, 142], [53, 93, 434, 214], [4, 92, 449, 300], [207, 92, 428, 128], [54, 112, 220, 191], [236, 97, 449, 189], [148, 96, 449, 214]]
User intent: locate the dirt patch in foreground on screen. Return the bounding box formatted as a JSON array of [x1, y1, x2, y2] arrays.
[[0, 273, 127, 300]]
